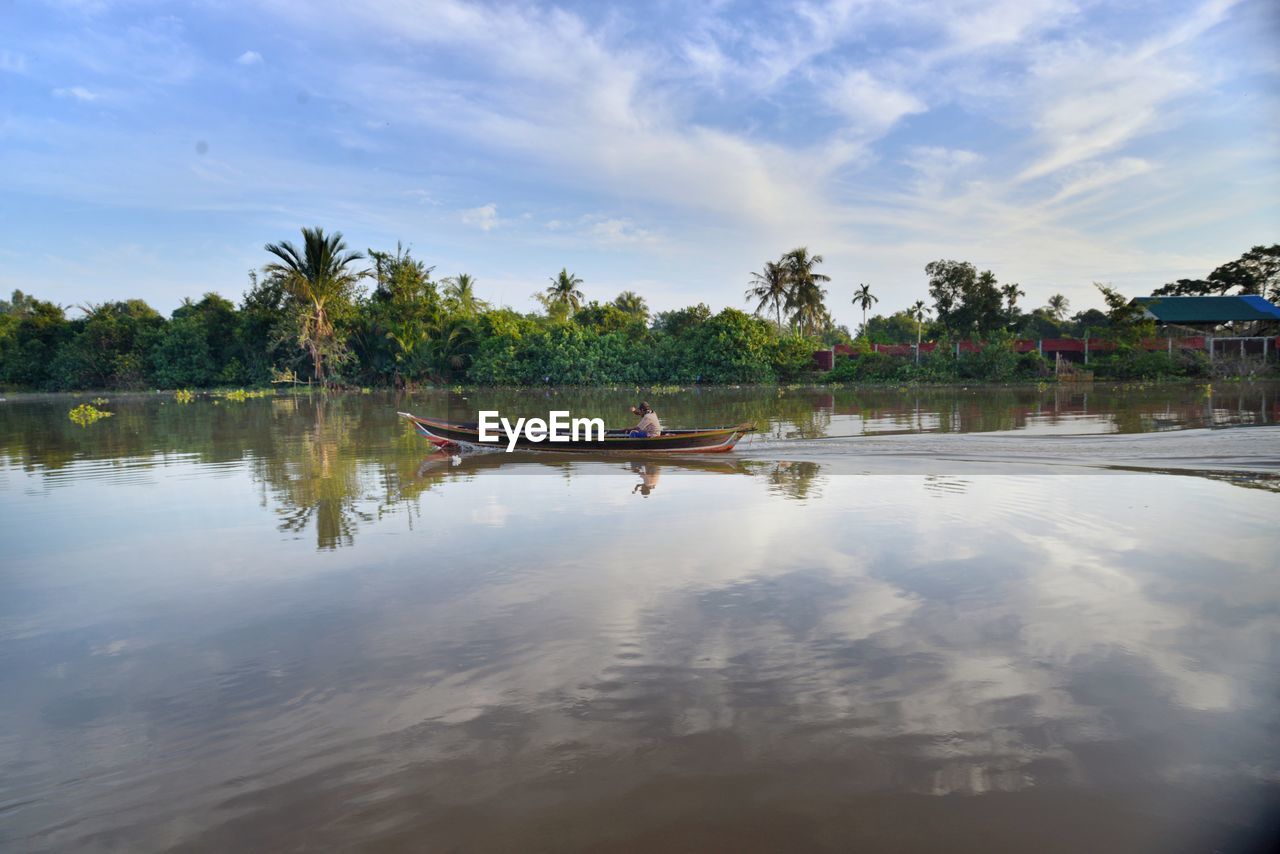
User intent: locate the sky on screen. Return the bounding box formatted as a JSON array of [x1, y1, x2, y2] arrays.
[[1, 0, 1277, 326]]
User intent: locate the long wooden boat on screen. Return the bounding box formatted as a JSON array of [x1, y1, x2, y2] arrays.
[[399, 412, 754, 454]]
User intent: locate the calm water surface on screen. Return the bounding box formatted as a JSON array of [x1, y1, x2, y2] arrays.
[[2, 385, 1279, 852]]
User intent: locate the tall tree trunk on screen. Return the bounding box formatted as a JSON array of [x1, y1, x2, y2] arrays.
[[313, 302, 327, 385], [310, 340, 324, 385]]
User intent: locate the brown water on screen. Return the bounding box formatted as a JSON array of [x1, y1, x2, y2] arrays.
[[2, 384, 1279, 852]]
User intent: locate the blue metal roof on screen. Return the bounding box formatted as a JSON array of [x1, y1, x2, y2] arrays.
[[1133, 295, 1280, 322]]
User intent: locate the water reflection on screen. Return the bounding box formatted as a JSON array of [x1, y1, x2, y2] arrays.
[[252, 399, 371, 548], [2, 463, 1277, 851], [924, 475, 971, 497], [1, 384, 1278, 553], [765, 460, 824, 500], [630, 462, 661, 496]]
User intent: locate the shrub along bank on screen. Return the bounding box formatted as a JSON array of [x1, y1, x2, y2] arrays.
[[821, 346, 1217, 384]]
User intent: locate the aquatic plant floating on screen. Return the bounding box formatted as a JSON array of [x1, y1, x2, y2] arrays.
[[69, 403, 112, 426], [174, 389, 195, 403], [219, 388, 273, 402]]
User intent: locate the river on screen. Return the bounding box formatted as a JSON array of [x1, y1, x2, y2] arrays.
[[2, 384, 1278, 852]]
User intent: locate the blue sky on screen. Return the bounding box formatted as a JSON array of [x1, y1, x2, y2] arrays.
[[1, 0, 1277, 325]]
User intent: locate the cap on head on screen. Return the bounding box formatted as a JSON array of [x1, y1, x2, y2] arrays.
[[636, 401, 651, 413]]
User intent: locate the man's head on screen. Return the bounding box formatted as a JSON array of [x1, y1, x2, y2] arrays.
[[635, 401, 651, 414]]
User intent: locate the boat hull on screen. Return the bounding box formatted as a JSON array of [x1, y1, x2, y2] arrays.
[[399, 412, 752, 453]]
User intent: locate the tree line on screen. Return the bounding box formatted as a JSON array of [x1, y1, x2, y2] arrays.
[[0, 230, 1273, 391], [856, 244, 1278, 348], [0, 228, 822, 390]]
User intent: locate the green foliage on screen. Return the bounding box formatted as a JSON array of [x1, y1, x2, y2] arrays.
[[926, 260, 1003, 337], [573, 301, 646, 337], [1095, 283, 1154, 348], [772, 334, 820, 381], [611, 291, 648, 322], [863, 310, 936, 344], [69, 403, 112, 425], [465, 306, 810, 386], [851, 282, 878, 337], [745, 248, 830, 335], [0, 291, 71, 388], [151, 314, 216, 388], [1092, 350, 1210, 380], [220, 388, 272, 402], [691, 308, 783, 383], [746, 261, 788, 327], [652, 303, 711, 336], [1018, 307, 1068, 339], [782, 248, 830, 335], [441, 273, 486, 316], [956, 333, 1019, 381], [542, 268, 585, 316], [356, 245, 441, 386], [263, 227, 366, 384], [1154, 244, 1280, 301], [51, 300, 164, 389], [823, 344, 1051, 385], [5, 238, 1272, 393]]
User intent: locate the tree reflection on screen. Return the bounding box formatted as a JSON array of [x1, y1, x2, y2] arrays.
[[765, 460, 823, 500], [1, 384, 1276, 550], [248, 397, 371, 548]]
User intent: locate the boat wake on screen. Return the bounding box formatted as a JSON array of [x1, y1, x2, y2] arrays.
[[735, 424, 1280, 477]]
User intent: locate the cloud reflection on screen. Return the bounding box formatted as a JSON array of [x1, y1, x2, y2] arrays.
[[4, 466, 1277, 850]]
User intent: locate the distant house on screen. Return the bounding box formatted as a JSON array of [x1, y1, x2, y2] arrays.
[[1133, 295, 1280, 332]]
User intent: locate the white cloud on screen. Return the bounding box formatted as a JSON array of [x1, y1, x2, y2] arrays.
[[589, 218, 653, 245], [238, 0, 1273, 318], [540, 216, 659, 246], [52, 86, 98, 101], [1016, 2, 1239, 182], [931, 0, 1079, 53], [1045, 157, 1154, 205], [825, 70, 927, 135], [1017, 51, 1196, 181], [460, 203, 500, 231], [11, 0, 1274, 320], [903, 146, 983, 196]]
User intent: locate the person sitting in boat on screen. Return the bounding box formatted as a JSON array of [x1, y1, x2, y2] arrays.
[[628, 402, 662, 438]]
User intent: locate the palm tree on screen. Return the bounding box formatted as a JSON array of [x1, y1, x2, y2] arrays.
[[911, 299, 931, 363], [851, 283, 878, 340], [432, 315, 479, 376], [544, 268, 585, 314], [1001, 283, 1025, 319], [612, 291, 648, 320], [263, 227, 365, 384], [1047, 293, 1069, 321], [783, 247, 830, 335], [443, 273, 488, 315], [746, 261, 790, 328], [910, 299, 929, 362], [385, 315, 429, 389]]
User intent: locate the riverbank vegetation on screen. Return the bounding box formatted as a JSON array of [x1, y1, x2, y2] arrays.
[[822, 343, 1214, 384], [0, 232, 1274, 391]]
